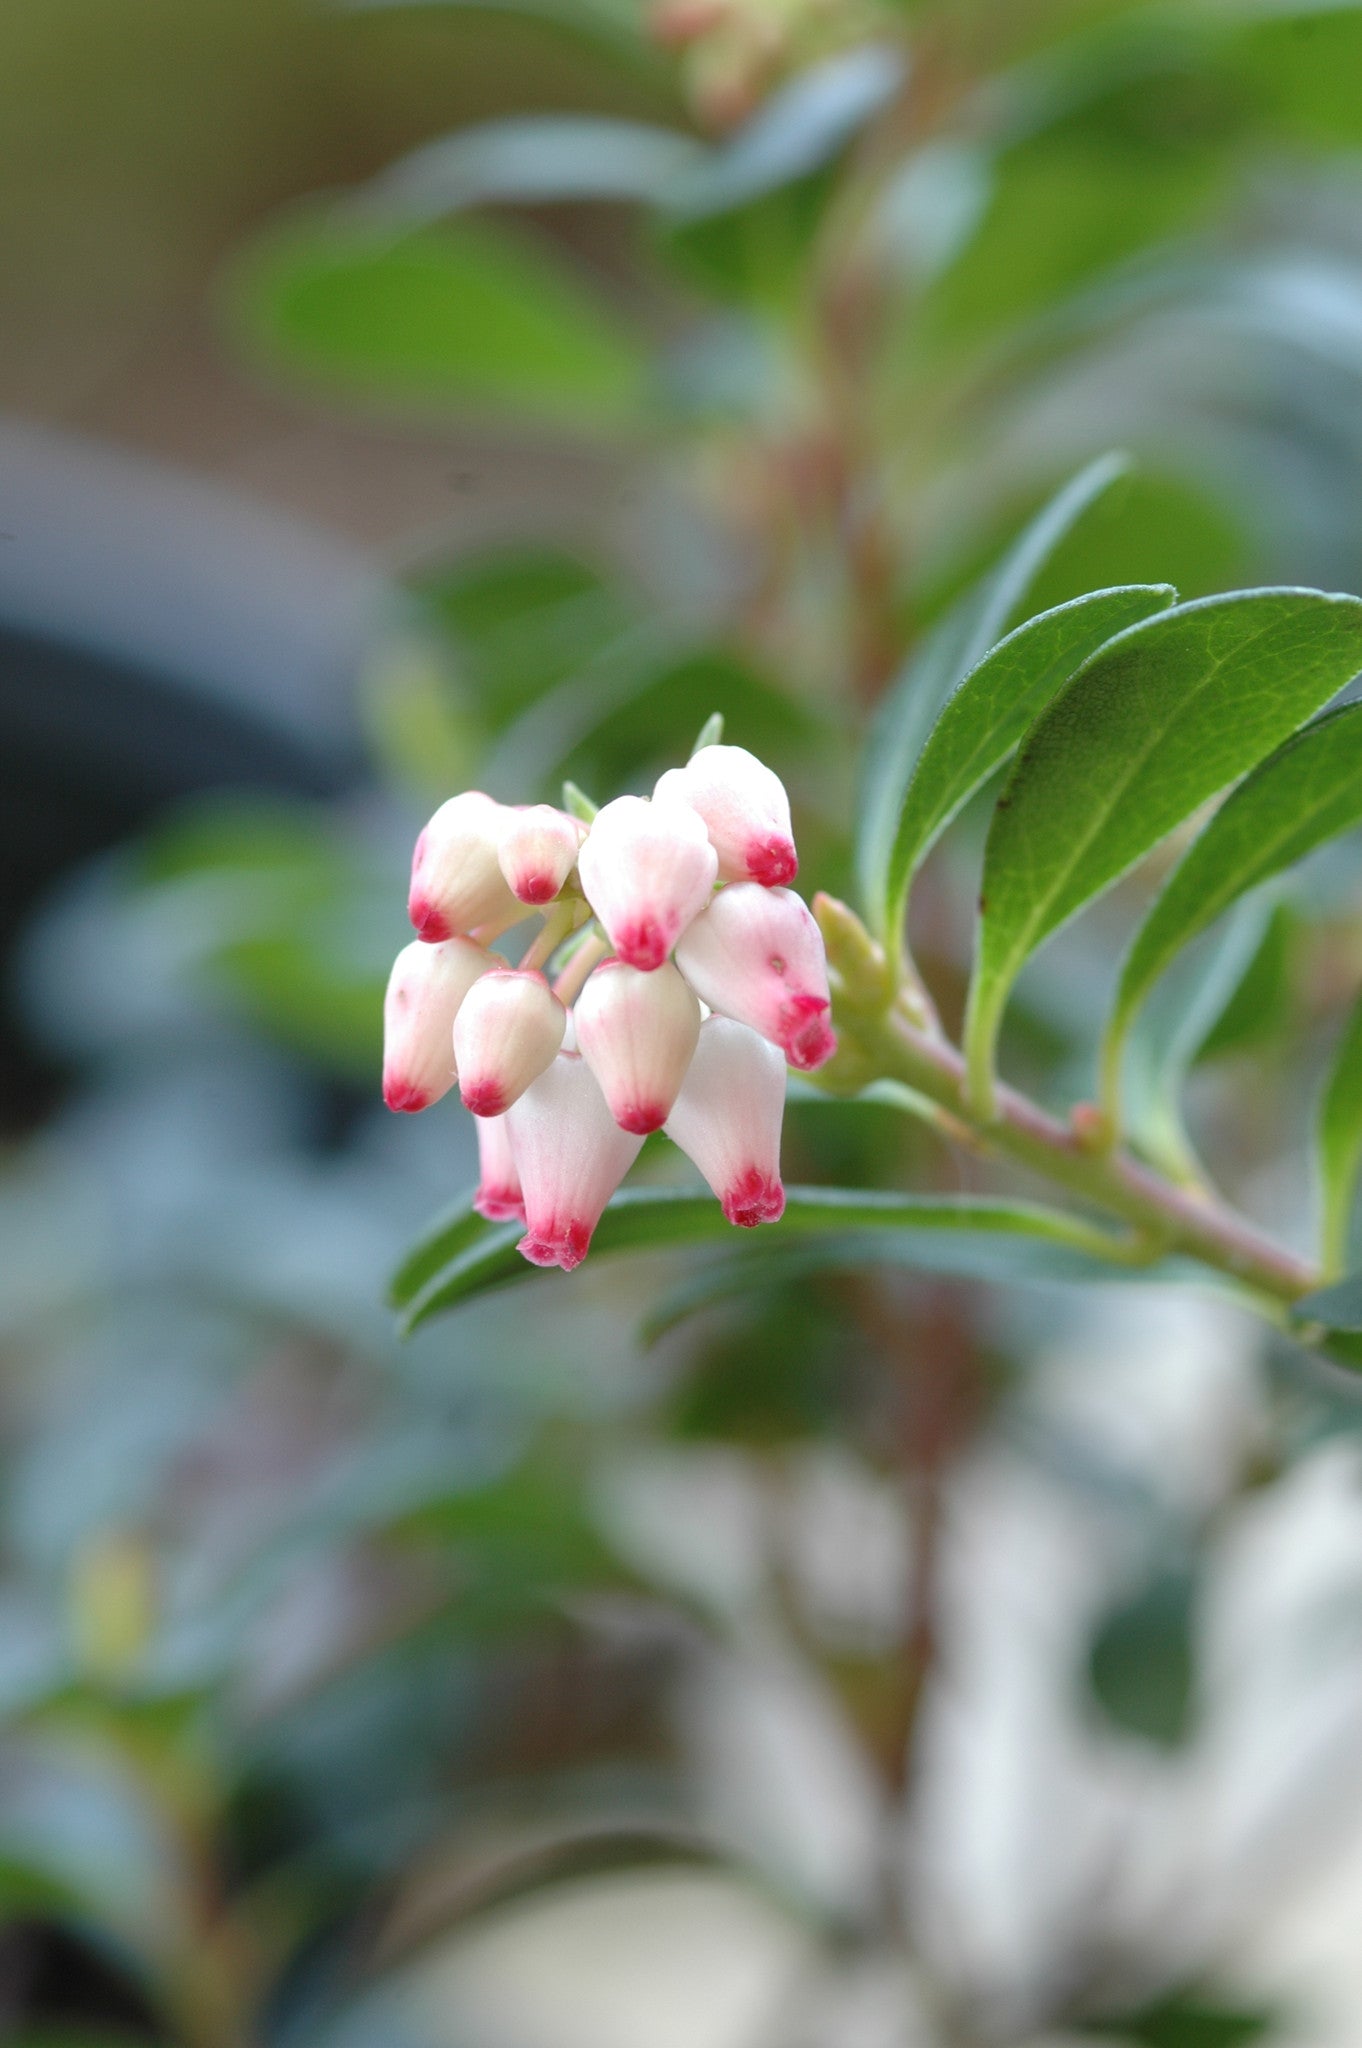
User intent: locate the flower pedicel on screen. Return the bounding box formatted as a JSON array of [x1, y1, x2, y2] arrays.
[[381, 737, 836, 1269]]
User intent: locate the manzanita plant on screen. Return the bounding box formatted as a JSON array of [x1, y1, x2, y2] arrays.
[[389, 458, 1362, 1368]]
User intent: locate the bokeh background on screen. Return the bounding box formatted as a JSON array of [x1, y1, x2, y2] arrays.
[[9, 2, 1362, 2043]]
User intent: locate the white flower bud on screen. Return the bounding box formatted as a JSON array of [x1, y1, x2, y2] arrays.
[[474, 1113, 524, 1223], [506, 1053, 644, 1270], [453, 969, 567, 1117], [577, 795, 718, 971], [382, 936, 495, 1112], [664, 1015, 786, 1226], [654, 743, 797, 886], [574, 959, 702, 1134], [409, 791, 520, 941], [673, 882, 836, 1071], [497, 804, 584, 906]]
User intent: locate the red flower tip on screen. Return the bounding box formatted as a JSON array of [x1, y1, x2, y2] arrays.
[[474, 1185, 527, 1223], [408, 892, 451, 942], [461, 1081, 507, 1118], [383, 1076, 432, 1113], [616, 1101, 668, 1136], [515, 874, 559, 905], [614, 918, 670, 971], [780, 996, 837, 1072], [745, 834, 798, 887], [517, 1219, 593, 1271], [722, 1167, 785, 1228]]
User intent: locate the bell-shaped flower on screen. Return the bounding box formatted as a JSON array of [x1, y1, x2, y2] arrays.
[[673, 883, 837, 1071], [473, 1113, 525, 1223], [654, 743, 797, 886], [574, 959, 701, 1134], [409, 791, 520, 941], [577, 795, 717, 971], [497, 804, 584, 907], [383, 936, 494, 1112], [505, 1053, 644, 1270], [664, 1015, 786, 1227], [453, 969, 566, 1117]]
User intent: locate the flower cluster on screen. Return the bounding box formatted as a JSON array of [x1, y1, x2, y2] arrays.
[[382, 742, 836, 1271]]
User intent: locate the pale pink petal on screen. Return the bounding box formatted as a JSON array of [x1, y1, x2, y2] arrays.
[[409, 791, 520, 941], [474, 1113, 525, 1223], [505, 1053, 644, 1270], [663, 1015, 786, 1226], [655, 743, 797, 886], [454, 969, 566, 1117], [673, 883, 836, 1071], [497, 804, 584, 906], [574, 959, 701, 1134], [382, 937, 495, 1112], [577, 795, 717, 971]]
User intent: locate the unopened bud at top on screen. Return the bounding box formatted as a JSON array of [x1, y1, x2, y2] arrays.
[[409, 791, 520, 942], [577, 795, 718, 971], [674, 882, 836, 1071], [575, 959, 701, 1134], [453, 969, 567, 1118], [498, 804, 584, 907], [655, 743, 797, 886], [506, 1053, 644, 1271], [383, 937, 494, 1113], [664, 1015, 786, 1226]]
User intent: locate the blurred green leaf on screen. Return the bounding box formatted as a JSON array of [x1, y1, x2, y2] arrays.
[[1106, 704, 1362, 1108], [1087, 1559, 1198, 1748], [1292, 1272, 1362, 1333], [857, 453, 1133, 931], [885, 583, 1175, 939], [395, 1184, 1149, 1330], [965, 590, 1362, 1110], [1086, 1986, 1274, 2046], [361, 114, 703, 221], [228, 212, 649, 430], [1317, 986, 1362, 1275], [334, 0, 653, 64], [1195, 900, 1294, 1065]]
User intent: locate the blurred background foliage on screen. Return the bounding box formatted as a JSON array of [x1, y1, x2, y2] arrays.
[[12, 1, 1362, 2044]]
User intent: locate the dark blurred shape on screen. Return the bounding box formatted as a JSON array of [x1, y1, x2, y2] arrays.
[[0, 418, 387, 1131]]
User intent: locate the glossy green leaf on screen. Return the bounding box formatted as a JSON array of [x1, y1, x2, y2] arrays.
[[227, 213, 648, 431], [361, 116, 703, 223], [1120, 894, 1278, 1183], [885, 583, 1175, 942], [1105, 703, 1362, 1117], [1317, 987, 1362, 1276], [964, 589, 1362, 1113], [856, 452, 1133, 932], [395, 1184, 1145, 1332]]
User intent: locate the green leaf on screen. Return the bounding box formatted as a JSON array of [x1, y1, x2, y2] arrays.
[[1104, 703, 1362, 1119], [1087, 1559, 1198, 1750], [361, 115, 704, 222], [1291, 1273, 1362, 1334], [1120, 894, 1278, 1183], [885, 583, 1175, 942], [562, 779, 599, 823], [1317, 987, 1362, 1276], [1085, 1988, 1274, 2047], [964, 589, 1362, 1114], [395, 1184, 1146, 1332], [227, 212, 649, 431], [667, 44, 904, 221], [856, 452, 1134, 932], [691, 711, 724, 755], [335, 0, 651, 63]]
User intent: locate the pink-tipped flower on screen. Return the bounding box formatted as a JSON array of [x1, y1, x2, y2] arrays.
[[383, 937, 494, 1112], [574, 959, 702, 1135], [577, 795, 718, 971], [655, 743, 797, 886], [673, 883, 837, 1071], [474, 1113, 525, 1223], [497, 804, 584, 907], [664, 1015, 786, 1227], [454, 969, 566, 1118], [409, 791, 519, 941], [505, 1053, 644, 1270]]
